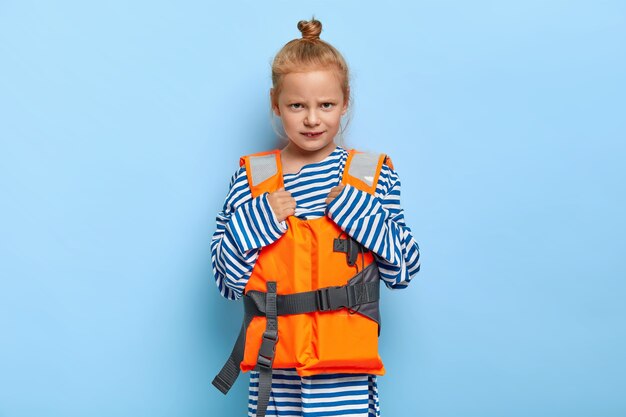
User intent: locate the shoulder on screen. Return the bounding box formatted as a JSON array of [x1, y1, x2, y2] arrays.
[[227, 163, 249, 188], [232, 148, 281, 185], [238, 149, 281, 167], [377, 152, 401, 198], [345, 147, 393, 169], [343, 147, 399, 197], [222, 164, 253, 212]]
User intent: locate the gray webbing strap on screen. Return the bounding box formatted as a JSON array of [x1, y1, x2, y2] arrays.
[[211, 322, 244, 394], [244, 280, 379, 317], [255, 281, 278, 417], [212, 313, 254, 394], [212, 266, 380, 402]]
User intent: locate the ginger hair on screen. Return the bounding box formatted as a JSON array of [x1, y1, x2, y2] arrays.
[[270, 18, 351, 111]]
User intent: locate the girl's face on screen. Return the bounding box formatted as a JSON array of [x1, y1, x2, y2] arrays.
[[271, 69, 348, 155]]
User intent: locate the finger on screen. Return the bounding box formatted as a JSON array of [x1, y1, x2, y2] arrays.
[[278, 195, 294, 204], [273, 188, 288, 198]]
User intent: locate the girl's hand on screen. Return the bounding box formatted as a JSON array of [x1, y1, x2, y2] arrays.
[[325, 184, 345, 206], [268, 187, 297, 222]]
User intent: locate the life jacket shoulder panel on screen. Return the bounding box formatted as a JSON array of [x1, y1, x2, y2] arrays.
[[239, 149, 282, 198], [341, 149, 387, 195], [240, 148, 391, 196]]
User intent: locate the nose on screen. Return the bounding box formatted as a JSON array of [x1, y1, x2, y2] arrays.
[[304, 109, 320, 126]]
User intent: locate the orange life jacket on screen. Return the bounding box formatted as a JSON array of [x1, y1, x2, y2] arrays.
[[213, 148, 394, 404]]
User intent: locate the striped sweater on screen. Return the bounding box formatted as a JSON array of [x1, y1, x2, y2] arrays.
[[211, 145, 421, 416]]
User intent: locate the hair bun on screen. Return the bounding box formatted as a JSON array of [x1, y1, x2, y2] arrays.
[[297, 18, 322, 41]]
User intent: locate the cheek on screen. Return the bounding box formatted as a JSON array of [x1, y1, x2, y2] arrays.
[[282, 115, 298, 127], [328, 113, 343, 126], [288, 112, 306, 123]]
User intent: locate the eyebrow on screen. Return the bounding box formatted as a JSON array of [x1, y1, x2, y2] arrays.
[[284, 97, 339, 102]]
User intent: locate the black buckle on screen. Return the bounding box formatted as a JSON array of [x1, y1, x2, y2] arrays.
[[257, 355, 272, 369], [257, 330, 278, 369], [316, 286, 349, 311], [257, 330, 278, 368]]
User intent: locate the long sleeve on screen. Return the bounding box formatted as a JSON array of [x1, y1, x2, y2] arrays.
[[326, 162, 421, 289], [210, 166, 287, 300]]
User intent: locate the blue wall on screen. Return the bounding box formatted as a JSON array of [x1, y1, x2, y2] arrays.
[[1, 1, 625, 416]]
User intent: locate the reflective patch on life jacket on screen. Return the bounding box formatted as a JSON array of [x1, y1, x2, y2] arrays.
[[248, 154, 278, 187], [348, 152, 380, 187]]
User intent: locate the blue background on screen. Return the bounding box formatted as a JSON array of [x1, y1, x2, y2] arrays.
[[1, 1, 625, 416]]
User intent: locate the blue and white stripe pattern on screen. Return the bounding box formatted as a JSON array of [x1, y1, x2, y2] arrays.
[[248, 370, 379, 417], [210, 145, 421, 416]]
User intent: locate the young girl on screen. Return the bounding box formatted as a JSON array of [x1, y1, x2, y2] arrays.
[[211, 18, 421, 417]]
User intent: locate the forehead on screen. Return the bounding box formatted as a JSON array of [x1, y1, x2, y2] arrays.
[[279, 70, 343, 99]]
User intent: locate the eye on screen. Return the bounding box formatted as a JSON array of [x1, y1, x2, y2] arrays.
[[321, 102, 334, 110], [289, 103, 303, 110]]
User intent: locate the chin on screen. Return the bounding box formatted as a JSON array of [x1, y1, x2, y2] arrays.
[[297, 136, 336, 149]]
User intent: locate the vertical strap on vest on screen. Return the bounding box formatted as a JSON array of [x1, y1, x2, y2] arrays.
[[342, 149, 387, 195], [255, 281, 278, 417]]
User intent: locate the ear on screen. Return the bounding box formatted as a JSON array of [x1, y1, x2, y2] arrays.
[[270, 88, 280, 116]]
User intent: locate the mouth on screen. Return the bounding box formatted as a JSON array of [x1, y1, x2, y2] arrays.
[[301, 131, 325, 138]]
